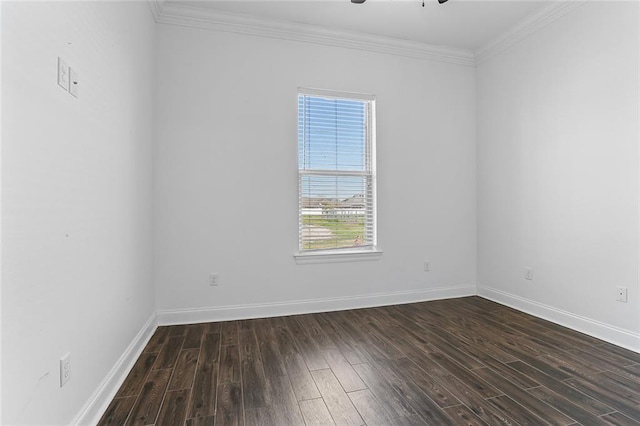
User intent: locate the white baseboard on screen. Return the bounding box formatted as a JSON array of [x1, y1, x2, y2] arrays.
[[477, 285, 640, 353], [73, 284, 638, 426], [156, 285, 477, 326], [72, 312, 158, 426]]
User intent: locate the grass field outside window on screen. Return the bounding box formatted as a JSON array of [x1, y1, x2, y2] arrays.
[[301, 214, 366, 250]]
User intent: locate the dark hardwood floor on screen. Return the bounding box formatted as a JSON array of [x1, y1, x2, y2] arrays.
[[98, 296, 640, 425]]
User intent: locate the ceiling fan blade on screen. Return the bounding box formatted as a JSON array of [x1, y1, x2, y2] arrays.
[[438, 0, 449, 3]]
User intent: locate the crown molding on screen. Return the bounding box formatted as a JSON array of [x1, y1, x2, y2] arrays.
[[147, 0, 161, 22], [147, 0, 590, 68], [475, 0, 588, 65], [148, 0, 475, 67]]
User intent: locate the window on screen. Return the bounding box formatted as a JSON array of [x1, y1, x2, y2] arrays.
[[297, 88, 377, 257]]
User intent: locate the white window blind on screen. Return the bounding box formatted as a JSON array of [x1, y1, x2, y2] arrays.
[[298, 89, 376, 253]]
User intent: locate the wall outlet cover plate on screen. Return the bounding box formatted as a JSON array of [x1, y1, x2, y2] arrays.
[[57, 57, 69, 91], [60, 353, 71, 387]]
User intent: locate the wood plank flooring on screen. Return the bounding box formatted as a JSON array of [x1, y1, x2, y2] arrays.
[[98, 296, 640, 425]]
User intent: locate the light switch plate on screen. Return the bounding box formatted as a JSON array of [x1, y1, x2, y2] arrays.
[[60, 353, 71, 387], [57, 57, 69, 91], [69, 67, 78, 98]]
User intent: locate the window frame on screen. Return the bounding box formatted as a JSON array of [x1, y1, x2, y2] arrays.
[[294, 87, 381, 264]]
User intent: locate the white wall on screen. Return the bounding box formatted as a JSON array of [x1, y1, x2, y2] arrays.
[[1, 2, 156, 424], [153, 25, 477, 316], [4, 1, 637, 422], [477, 1, 639, 347]]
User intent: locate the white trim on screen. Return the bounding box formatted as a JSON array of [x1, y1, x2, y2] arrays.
[[477, 285, 640, 353], [71, 312, 158, 426], [148, 0, 594, 68], [298, 87, 376, 102], [294, 249, 383, 265], [70, 286, 640, 424], [150, 1, 475, 67], [475, 0, 588, 65], [156, 285, 476, 326]]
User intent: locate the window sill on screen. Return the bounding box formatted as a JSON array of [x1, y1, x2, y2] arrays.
[[294, 249, 383, 265]]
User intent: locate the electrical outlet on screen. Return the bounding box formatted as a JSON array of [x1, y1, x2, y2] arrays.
[[616, 286, 628, 303], [60, 353, 71, 387], [423, 261, 430, 272], [524, 267, 534, 281], [209, 273, 219, 286]]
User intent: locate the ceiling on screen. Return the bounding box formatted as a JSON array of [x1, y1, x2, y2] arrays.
[[163, 0, 556, 51]]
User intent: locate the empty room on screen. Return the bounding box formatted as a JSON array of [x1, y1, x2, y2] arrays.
[[1, 0, 638, 424]]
